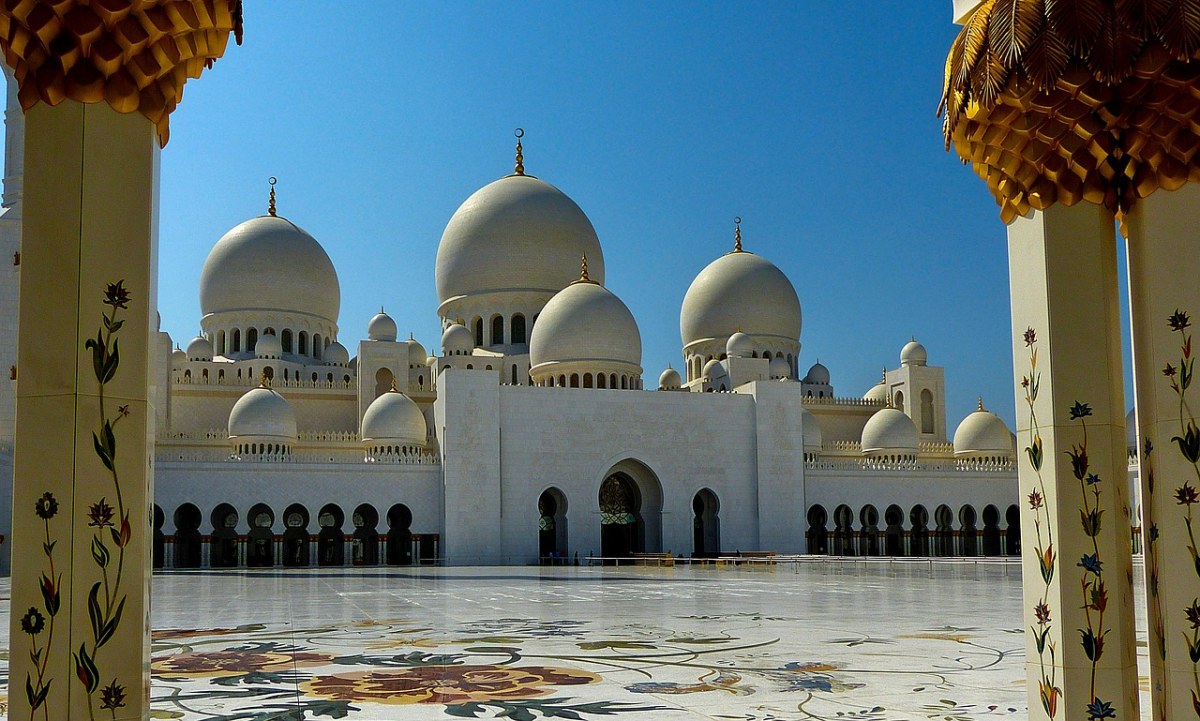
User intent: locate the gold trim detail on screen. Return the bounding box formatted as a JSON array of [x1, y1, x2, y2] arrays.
[[514, 127, 525, 176], [941, 0, 1200, 228], [0, 0, 244, 147]]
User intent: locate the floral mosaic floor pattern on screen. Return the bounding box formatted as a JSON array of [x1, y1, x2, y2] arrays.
[[0, 561, 1155, 719]]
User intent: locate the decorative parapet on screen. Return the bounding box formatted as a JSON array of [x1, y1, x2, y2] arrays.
[[806, 456, 1015, 473], [0, 1, 243, 145], [173, 370, 355, 390], [803, 396, 885, 407], [156, 446, 440, 465]]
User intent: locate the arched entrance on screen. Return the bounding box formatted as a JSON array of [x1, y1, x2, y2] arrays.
[[538, 488, 568, 563], [934, 504, 955, 557], [806, 505, 829, 554], [173, 504, 202, 568], [598, 460, 663, 558], [859, 505, 880, 556], [909, 505, 930, 557], [153, 505, 165, 569], [832, 504, 854, 555], [282, 504, 310, 567], [352, 504, 380, 565], [317, 504, 345, 566], [1005, 504, 1021, 556], [884, 504, 904, 556], [959, 505, 979, 557], [692, 489, 720, 558], [210, 503, 239, 568], [246, 503, 275, 567], [386, 504, 413, 565], [982, 504, 1002, 556]]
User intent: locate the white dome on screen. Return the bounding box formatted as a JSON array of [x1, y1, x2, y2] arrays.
[[953, 404, 1014, 457], [863, 381, 887, 402], [800, 407, 823, 448], [228, 386, 297, 440], [901, 339, 928, 367], [703, 358, 726, 379], [408, 339, 427, 367], [361, 390, 427, 447], [861, 407, 919, 454], [681, 250, 801, 348], [659, 367, 681, 389], [186, 335, 213, 361], [436, 174, 604, 303], [171, 347, 186, 366], [255, 332, 282, 359], [769, 356, 791, 379], [442, 323, 474, 355], [325, 341, 350, 366], [804, 361, 830, 385], [529, 281, 641, 368], [367, 310, 397, 341], [200, 215, 340, 324], [726, 331, 755, 358], [1126, 408, 1137, 451]]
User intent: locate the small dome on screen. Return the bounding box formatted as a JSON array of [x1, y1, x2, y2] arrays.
[[769, 355, 791, 380], [804, 361, 830, 385], [800, 406, 823, 449], [408, 339, 427, 367], [901, 338, 928, 367], [703, 358, 726, 379], [529, 281, 641, 369], [442, 322, 474, 355], [325, 341, 350, 366], [863, 381, 887, 402], [1126, 408, 1137, 452], [171, 347, 187, 366], [436, 174, 604, 303], [367, 310, 397, 342], [361, 390, 427, 447], [726, 331, 755, 358], [659, 366, 682, 390], [861, 407, 919, 455], [229, 386, 297, 441], [186, 335, 213, 361], [953, 402, 1014, 457], [681, 249, 801, 348], [255, 332, 282, 359], [200, 214, 340, 325]]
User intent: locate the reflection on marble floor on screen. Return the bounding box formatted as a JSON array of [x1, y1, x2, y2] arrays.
[[0, 561, 1155, 719]]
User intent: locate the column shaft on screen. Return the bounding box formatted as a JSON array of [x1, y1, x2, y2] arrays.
[[1126, 182, 1200, 721], [1008, 204, 1139, 720], [10, 102, 158, 721]]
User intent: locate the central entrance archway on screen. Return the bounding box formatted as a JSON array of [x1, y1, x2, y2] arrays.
[[598, 460, 663, 558], [692, 489, 720, 558]]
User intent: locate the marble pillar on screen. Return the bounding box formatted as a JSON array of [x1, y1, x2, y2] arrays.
[[9, 102, 158, 720], [1126, 182, 1200, 721], [1008, 204, 1139, 720]]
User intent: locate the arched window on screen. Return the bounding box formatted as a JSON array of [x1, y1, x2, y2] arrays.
[[511, 365, 518, 384], [921, 389, 935, 434], [473, 317, 484, 347], [610, 373, 617, 388], [313, 334, 322, 360], [491, 315, 504, 345], [558, 374, 566, 387], [263, 366, 274, 381], [247, 328, 258, 353], [281, 329, 293, 353], [312, 372, 318, 382], [511, 314, 527, 344], [218, 369, 225, 381], [583, 373, 593, 388], [598, 374, 606, 389], [570, 374, 579, 387], [894, 390, 905, 412], [621, 376, 628, 389], [299, 331, 308, 356], [232, 329, 241, 352], [375, 368, 394, 397], [217, 331, 226, 355]]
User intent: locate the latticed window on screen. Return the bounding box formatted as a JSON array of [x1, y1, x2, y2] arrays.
[[599, 476, 635, 525]]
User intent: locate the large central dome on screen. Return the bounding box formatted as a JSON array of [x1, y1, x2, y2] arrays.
[[680, 250, 801, 348], [435, 174, 605, 304], [200, 215, 340, 324]]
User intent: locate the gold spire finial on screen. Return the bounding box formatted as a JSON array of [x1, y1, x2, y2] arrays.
[[514, 128, 525, 176], [260, 369, 270, 388], [268, 177, 277, 217], [579, 255, 591, 283], [978, 396, 985, 412], [733, 216, 743, 252], [390, 377, 398, 392], [881, 367, 887, 384]]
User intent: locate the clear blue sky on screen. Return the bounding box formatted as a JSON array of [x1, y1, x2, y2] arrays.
[[143, 1, 1132, 430]]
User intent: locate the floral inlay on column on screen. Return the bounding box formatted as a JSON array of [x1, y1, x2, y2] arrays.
[[23, 491, 59, 720]]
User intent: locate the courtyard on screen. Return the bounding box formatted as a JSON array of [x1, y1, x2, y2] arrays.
[[0, 559, 1150, 720]]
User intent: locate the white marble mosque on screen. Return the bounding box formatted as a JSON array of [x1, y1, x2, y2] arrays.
[[0, 79, 1050, 573]]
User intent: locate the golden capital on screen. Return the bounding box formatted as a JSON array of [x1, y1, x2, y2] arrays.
[[940, 1, 1200, 229], [0, 0, 244, 146]]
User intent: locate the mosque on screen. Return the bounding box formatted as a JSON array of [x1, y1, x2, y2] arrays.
[[0, 96, 1027, 570]]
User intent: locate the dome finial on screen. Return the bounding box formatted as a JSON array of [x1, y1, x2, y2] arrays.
[[978, 396, 985, 412], [267, 177, 277, 217], [259, 369, 270, 388], [514, 128, 525, 176], [579, 254, 594, 283], [390, 377, 398, 393], [733, 216, 743, 252]]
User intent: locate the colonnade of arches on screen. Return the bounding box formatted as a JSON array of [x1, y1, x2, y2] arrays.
[[153, 501, 439, 569], [470, 312, 536, 347], [686, 350, 797, 381], [805, 502, 1020, 557], [534, 372, 643, 390], [214, 326, 332, 360], [178, 366, 352, 386]]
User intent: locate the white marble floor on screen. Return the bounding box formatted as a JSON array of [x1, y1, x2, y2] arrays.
[[0, 560, 1153, 719]]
